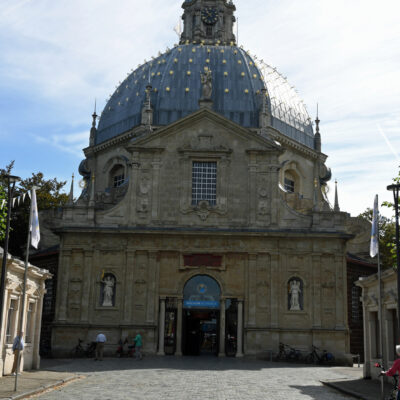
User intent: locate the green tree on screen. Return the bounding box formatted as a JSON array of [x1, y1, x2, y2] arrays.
[[0, 163, 69, 258], [0, 161, 15, 242]]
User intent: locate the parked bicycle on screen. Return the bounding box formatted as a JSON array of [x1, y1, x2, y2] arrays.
[[70, 338, 96, 358], [274, 342, 303, 362], [375, 362, 398, 400], [305, 345, 334, 365]]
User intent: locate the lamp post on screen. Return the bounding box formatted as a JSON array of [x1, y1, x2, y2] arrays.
[[387, 183, 400, 342], [0, 174, 20, 331]]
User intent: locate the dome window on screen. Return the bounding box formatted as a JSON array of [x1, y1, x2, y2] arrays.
[[110, 165, 125, 188], [284, 177, 295, 193]]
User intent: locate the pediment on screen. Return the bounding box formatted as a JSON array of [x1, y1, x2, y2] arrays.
[[127, 107, 282, 154]]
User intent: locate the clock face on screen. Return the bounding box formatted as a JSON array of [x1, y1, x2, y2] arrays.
[[201, 7, 218, 25]]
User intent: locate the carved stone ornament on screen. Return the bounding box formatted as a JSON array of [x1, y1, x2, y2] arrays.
[[200, 68, 212, 99], [288, 278, 303, 311]]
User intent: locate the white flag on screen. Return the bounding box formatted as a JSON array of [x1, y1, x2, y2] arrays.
[[30, 188, 40, 249], [370, 195, 379, 258]]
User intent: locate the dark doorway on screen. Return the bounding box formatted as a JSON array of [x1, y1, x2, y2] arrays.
[[183, 309, 219, 355]]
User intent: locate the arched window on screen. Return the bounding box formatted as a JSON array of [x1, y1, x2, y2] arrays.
[[109, 164, 125, 188], [183, 275, 221, 309], [288, 277, 303, 311], [100, 273, 116, 307]]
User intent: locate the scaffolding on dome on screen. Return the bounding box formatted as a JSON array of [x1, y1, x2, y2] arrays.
[[257, 60, 314, 139]]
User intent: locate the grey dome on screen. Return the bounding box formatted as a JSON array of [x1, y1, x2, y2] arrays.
[[97, 44, 314, 148]]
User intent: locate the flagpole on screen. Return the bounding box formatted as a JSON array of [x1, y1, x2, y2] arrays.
[[14, 187, 34, 392], [377, 198, 385, 400]]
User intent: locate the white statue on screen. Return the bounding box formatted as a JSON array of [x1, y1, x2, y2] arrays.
[[101, 275, 115, 307], [289, 280, 302, 311]]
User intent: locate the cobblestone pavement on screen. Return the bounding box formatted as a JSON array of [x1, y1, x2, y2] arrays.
[[35, 357, 357, 400]]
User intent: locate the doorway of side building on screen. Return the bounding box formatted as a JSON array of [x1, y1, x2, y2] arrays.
[[182, 274, 221, 356]]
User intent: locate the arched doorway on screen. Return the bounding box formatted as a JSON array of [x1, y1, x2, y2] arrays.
[[182, 275, 221, 356]]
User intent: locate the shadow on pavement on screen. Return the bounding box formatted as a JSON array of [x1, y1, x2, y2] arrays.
[[40, 356, 354, 374], [290, 384, 355, 399]]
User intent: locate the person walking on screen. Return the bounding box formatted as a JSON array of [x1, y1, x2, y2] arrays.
[[95, 333, 106, 361], [11, 332, 24, 375], [134, 333, 142, 360]]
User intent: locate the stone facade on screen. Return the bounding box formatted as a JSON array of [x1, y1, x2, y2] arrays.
[[356, 268, 398, 380], [0, 248, 51, 376], [49, 0, 371, 363], [49, 108, 369, 363]]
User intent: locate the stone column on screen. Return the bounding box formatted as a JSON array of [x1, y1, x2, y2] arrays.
[[80, 250, 93, 322], [236, 299, 244, 357], [33, 285, 46, 370], [218, 298, 226, 357], [57, 249, 71, 321], [176, 297, 183, 356], [157, 297, 166, 356]]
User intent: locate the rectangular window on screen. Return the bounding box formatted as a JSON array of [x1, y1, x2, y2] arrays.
[[192, 161, 217, 206], [284, 178, 295, 193], [206, 26, 213, 37], [113, 174, 125, 187], [25, 302, 35, 343], [6, 299, 17, 344]]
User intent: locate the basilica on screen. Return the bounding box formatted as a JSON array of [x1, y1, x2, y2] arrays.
[[50, 0, 370, 362]]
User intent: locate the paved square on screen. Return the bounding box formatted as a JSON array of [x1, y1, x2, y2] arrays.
[[35, 357, 357, 399]]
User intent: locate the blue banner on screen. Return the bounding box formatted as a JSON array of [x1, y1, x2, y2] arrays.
[[183, 300, 220, 309]]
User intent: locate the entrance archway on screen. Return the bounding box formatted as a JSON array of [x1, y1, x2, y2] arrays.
[[182, 275, 221, 356]]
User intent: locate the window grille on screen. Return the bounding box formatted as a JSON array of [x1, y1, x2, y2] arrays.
[[192, 161, 217, 206], [284, 177, 295, 193], [113, 173, 125, 187], [25, 302, 35, 343], [351, 286, 361, 322], [6, 299, 17, 344]]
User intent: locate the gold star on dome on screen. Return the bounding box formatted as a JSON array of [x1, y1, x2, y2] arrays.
[[187, 71, 191, 76], [244, 89, 249, 94], [136, 92, 139, 96], [189, 58, 193, 63], [151, 72, 155, 76], [185, 88, 190, 92], [224, 72, 228, 76], [249, 61, 253, 66], [178, 47, 182, 52], [253, 74, 257, 78], [206, 59, 210, 63], [222, 59, 226, 64], [166, 87, 170, 92], [238, 60, 242, 64], [241, 72, 245, 77], [220, 49, 224, 53], [174, 58, 178, 63], [225, 88, 229, 93], [234, 50, 238, 55], [126, 97, 129, 101], [126, 85, 129, 89], [192, 48, 196, 53], [154, 88, 158, 92], [207, 48, 211, 53]]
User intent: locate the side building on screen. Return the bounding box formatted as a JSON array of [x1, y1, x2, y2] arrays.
[[0, 248, 51, 376]]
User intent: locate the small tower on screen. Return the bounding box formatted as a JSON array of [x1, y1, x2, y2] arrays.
[[314, 105, 321, 152], [334, 180, 340, 212], [89, 102, 98, 147], [180, 0, 236, 44], [259, 88, 271, 133], [141, 84, 153, 130], [67, 173, 74, 205]]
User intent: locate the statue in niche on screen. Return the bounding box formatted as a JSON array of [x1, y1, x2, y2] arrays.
[[101, 274, 115, 307], [288, 278, 302, 311], [200, 68, 212, 99]]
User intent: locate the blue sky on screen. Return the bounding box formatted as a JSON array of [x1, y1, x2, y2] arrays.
[[1, 0, 399, 217]]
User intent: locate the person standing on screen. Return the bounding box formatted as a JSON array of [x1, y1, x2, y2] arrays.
[[11, 332, 24, 375], [381, 345, 400, 400], [134, 333, 142, 360], [95, 333, 106, 361]]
